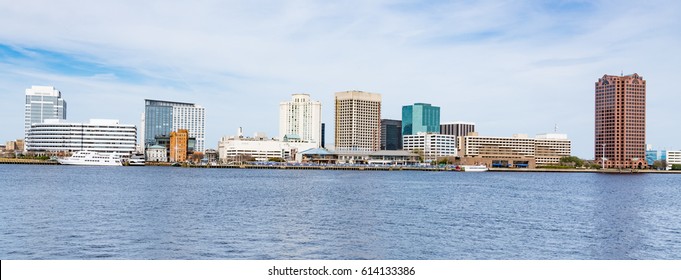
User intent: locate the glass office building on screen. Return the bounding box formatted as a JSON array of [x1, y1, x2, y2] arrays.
[[25, 86, 67, 139], [380, 119, 402, 150], [144, 99, 206, 152], [402, 103, 440, 135]]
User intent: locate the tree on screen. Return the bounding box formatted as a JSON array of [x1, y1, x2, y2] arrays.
[[268, 157, 285, 162], [437, 156, 457, 165], [189, 152, 204, 163], [412, 149, 425, 163], [672, 164, 681, 170], [559, 156, 584, 167], [652, 160, 667, 170]]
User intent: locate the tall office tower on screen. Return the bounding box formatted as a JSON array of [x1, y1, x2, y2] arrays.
[[278, 94, 322, 146], [595, 73, 647, 169], [25, 86, 67, 139], [380, 119, 402, 150], [334, 90, 381, 151], [144, 99, 206, 152], [402, 103, 440, 135], [440, 122, 476, 138]]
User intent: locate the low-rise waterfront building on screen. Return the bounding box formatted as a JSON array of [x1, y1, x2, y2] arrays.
[[146, 145, 167, 162], [5, 139, 25, 152], [666, 150, 681, 170], [402, 132, 457, 162], [534, 133, 571, 166], [26, 119, 136, 156], [204, 149, 219, 163], [459, 133, 572, 168], [218, 132, 317, 163]]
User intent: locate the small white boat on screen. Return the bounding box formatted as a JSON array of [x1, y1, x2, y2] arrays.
[[460, 165, 488, 172], [129, 154, 145, 166], [57, 151, 123, 166]]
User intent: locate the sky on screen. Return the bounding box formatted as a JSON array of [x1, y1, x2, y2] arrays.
[[1, 0, 680, 158]]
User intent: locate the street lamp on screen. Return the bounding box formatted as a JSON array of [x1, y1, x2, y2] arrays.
[[601, 143, 606, 168]]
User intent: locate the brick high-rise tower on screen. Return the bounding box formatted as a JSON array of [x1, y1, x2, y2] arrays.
[[595, 73, 647, 169]]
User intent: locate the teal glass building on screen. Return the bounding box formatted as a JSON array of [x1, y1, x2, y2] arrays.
[[402, 103, 440, 135]]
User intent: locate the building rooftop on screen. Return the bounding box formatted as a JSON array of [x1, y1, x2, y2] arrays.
[[300, 148, 333, 155]]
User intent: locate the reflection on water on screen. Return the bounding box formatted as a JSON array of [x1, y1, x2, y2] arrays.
[[1, 165, 680, 259], [591, 175, 646, 259]]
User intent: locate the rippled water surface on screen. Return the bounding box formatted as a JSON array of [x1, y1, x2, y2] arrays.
[[1, 165, 680, 259]]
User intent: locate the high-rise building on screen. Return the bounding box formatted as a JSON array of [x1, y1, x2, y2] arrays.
[[380, 119, 402, 150], [144, 99, 205, 152], [170, 129, 188, 162], [595, 73, 647, 168], [278, 94, 322, 146], [25, 86, 67, 139], [402, 103, 440, 135], [440, 122, 475, 138], [334, 90, 381, 151]]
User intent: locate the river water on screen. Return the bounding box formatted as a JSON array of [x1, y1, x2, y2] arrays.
[[1, 165, 680, 259]]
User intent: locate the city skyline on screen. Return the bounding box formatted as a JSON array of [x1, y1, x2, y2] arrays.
[[1, 1, 681, 158]]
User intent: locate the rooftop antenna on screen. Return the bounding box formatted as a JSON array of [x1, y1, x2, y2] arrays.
[[621, 70, 624, 76], [554, 124, 558, 133]]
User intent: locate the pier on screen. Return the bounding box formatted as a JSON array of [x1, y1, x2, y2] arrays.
[[0, 158, 58, 165]]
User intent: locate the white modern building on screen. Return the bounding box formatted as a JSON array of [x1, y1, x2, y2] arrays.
[[402, 132, 457, 162], [666, 150, 681, 170], [26, 119, 137, 155], [25, 86, 67, 140], [146, 145, 167, 162], [279, 94, 322, 146], [144, 99, 206, 152], [334, 90, 382, 151], [217, 132, 317, 163]]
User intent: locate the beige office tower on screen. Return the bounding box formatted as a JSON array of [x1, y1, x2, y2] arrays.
[[334, 90, 381, 151]]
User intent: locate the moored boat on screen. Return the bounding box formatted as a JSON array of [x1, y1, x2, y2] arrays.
[[57, 151, 123, 166], [460, 165, 488, 172], [129, 154, 145, 166]]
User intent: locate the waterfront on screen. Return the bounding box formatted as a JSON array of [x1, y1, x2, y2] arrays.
[[1, 165, 680, 259]]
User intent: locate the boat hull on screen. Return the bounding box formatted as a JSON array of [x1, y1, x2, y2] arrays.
[[57, 151, 124, 166], [460, 165, 488, 172], [57, 159, 122, 166]]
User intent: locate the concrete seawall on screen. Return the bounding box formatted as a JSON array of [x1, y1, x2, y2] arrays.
[[3, 159, 680, 174]]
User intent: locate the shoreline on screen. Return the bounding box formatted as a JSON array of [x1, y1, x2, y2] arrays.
[[3, 158, 681, 174]]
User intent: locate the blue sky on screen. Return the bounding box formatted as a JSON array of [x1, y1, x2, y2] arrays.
[[1, 0, 680, 158]]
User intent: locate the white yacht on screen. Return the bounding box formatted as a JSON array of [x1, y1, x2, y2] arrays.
[[57, 151, 123, 166], [129, 154, 146, 166], [460, 165, 489, 172]]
